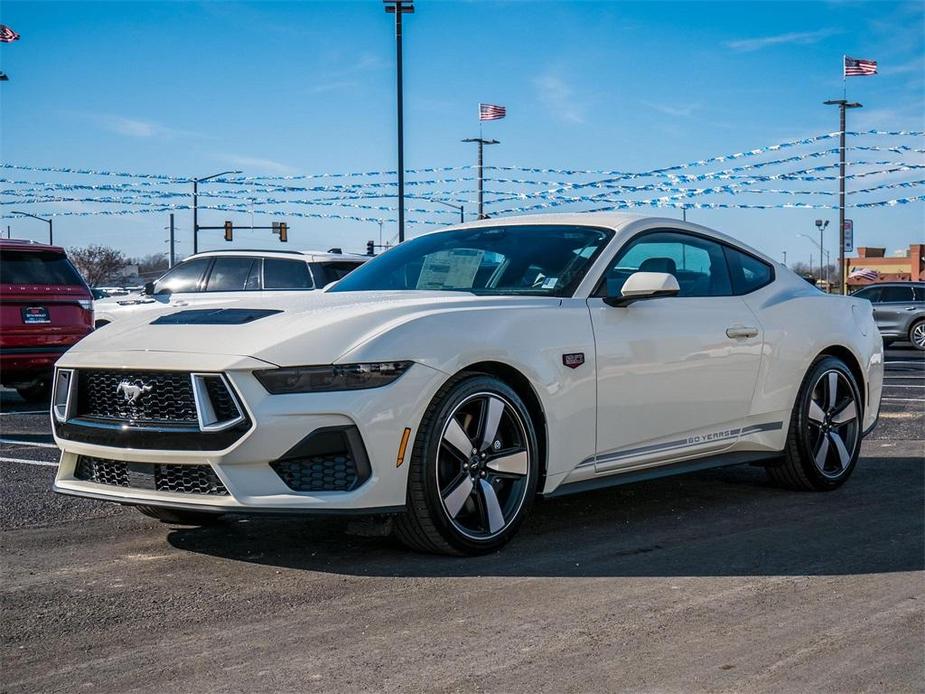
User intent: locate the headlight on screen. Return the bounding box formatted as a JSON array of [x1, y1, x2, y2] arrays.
[[254, 361, 413, 394]]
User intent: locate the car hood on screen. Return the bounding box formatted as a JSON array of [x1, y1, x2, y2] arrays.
[[69, 290, 556, 367]]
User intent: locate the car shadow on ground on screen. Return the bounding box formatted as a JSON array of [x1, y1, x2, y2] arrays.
[[167, 455, 924, 578]]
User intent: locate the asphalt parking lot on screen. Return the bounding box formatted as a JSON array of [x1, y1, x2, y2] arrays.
[[1, 346, 922, 693]]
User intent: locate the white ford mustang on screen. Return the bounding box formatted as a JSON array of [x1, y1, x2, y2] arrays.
[[52, 214, 883, 555]]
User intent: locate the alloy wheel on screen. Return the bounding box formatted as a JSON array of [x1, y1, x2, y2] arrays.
[[805, 369, 860, 479], [436, 392, 532, 540], [911, 322, 925, 350]]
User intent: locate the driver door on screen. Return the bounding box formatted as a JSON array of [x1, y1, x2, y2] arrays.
[[588, 230, 763, 473]]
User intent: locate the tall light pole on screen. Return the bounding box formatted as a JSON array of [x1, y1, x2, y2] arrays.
[[814, 219, 830, 283], [11, 211, 52, 244], [385, 0, 414, 243], [824, 99, 862, 294], [462, 137, 499, 219], [192, 170, 241, 254]]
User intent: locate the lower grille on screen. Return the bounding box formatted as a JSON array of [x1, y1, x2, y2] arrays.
[[74, 456, 229, 496], [270, 426, 370, 493], [271, 453, 359, 492]]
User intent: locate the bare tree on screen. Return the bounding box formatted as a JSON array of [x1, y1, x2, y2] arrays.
[[132, 253, 169, 280], [68, 245, 128, 286]]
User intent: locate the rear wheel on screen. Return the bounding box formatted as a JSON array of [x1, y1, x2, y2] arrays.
[[768, 356, 863, 491], [909, 320, 925, 351], [394, 374, 539, 555], [136, 505, 223, 525]]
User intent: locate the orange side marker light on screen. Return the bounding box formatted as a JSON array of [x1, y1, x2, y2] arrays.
[[396, 427, 412, 468]]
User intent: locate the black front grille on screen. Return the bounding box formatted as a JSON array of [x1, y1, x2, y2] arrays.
[[271, 453, 360, 492], [76, 370, 198, 423], [270, 426, 370, 492], [74, 456, 229, 496]]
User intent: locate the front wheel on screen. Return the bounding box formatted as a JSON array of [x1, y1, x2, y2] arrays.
[[394, 374, 539, 555], [768, 356, 863, 491]]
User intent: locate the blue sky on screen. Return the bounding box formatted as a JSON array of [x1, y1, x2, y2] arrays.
[[1, 0, 922, 266]]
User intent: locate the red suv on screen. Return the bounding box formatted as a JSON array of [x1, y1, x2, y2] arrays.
[[0, 239, 94, 401]]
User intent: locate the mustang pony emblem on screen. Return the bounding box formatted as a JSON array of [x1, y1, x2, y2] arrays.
[[116, 380, 153, 404]]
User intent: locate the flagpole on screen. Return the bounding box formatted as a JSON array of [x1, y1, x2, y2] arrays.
[[842, 54, 847, 100]]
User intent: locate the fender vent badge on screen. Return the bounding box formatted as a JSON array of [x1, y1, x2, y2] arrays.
[[562, 353, 585, 369]]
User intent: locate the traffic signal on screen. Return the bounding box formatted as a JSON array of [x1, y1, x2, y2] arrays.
[[224, 220, 233, 242], [279, 222, 288, 242], [367, 240, 375, 256]]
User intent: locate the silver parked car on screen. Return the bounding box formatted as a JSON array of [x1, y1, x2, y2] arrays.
[[851, 282, 925, 350]]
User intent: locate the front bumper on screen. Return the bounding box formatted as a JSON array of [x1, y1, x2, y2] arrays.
[[53, 359, 447, 513]]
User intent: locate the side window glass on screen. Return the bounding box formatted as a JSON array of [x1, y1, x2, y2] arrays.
[[152, 258, 211, 294], [880, 285, 913, 303], [853, 287, 881, 303], [913, 286, 925, 302], [264, 259, 314, 289], [724, 246, 773, 294], [599, 231, 732, 298], [205, 257, 257, 292], [245, 259, 262, 290]]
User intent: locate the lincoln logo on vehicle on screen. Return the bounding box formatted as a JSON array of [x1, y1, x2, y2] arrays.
[[116, 380, 154, 404]]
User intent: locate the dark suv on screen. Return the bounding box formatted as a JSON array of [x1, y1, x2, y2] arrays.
[[851, 282, 925, 350], [0, 239, 94, 400]]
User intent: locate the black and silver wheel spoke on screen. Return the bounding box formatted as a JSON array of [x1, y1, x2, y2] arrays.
[[911, 323, 925, 349], [807, 369, 860, 478], [437, 392, 532, 539]]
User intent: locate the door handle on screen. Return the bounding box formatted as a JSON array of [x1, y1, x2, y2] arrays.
[[726, 326, 759, 339]]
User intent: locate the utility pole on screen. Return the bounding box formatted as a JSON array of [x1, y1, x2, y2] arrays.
[[168, 213, 176, 268], [462, 137, 499, 219], [824, 99, 862, 294], [191, 170, 241, 254], [11, 211, 52, 244], [385, 1, 414, 243]]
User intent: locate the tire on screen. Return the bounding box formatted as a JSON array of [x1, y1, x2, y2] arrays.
[[768, 356, 863, 491], [909, 320, 925, 351], [136, 505, 223, 525], [15, 381, 50, 403], [394, 373, 540, 555]]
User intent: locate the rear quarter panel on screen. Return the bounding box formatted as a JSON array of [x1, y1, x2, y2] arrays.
[[742, 271, 882, 438]]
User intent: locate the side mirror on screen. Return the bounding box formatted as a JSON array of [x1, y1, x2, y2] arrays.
[[603, 271, 680, 307], [143, 282, 155, 295]]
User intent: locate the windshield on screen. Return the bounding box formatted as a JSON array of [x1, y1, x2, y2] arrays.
[[330, 225, 612, 297]]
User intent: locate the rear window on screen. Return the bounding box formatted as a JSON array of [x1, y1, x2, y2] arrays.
[[264, 258, 313, 289], [723, 246, 773, 295], [0, 250, 85, 286], [879, 285, 914, 303]]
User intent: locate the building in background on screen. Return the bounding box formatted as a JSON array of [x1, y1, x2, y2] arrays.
[[845, 243, 925, 288]]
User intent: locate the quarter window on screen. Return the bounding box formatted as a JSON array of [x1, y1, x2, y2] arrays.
[[597, 231, 733, 298], [724, 246, 773, 294], [263, 258, 314, 289], [205, 257, 258, 292]]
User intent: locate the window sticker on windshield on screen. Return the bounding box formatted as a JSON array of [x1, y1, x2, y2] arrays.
[[417, 249, 484, 290], [542, 277, 558, 289]]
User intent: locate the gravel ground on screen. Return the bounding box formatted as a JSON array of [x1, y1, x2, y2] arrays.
[[1, 346, 922, 693]]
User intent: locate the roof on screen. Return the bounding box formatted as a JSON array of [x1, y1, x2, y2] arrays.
[[0, 238, 65, 253], [185, 248, 368, 262]]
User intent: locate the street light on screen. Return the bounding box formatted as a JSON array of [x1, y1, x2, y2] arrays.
[[797, 232, 828, 286], [192, 170, 242, 254], [815, 219, 830, 284], [426, 197, 465, 223], [11, 211, 53, 244], [384, 0, 414, 244]]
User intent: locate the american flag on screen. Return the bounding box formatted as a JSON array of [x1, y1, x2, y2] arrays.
[[849, 268, 879, 281], [0, 25, 20, 42], [844, 56, 877, 77], [479, 103, 506, 121]]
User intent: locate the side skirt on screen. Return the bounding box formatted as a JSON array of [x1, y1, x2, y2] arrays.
[[543, 450, 783, 499]]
